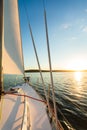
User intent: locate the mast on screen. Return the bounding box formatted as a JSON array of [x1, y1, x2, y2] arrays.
[[0, 0, 3, 99]]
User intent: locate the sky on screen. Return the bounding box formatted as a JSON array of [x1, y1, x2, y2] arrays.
[[18, 0, 87, 70]]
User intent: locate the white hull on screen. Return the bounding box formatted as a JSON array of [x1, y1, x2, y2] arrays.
[[0, 83, 52, 130]]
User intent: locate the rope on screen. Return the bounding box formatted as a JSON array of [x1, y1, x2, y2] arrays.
[[4, 92, 46, 103], [57, 107, 73, 130], [44, 7, 59, 130], [23, 0, 51, 115]]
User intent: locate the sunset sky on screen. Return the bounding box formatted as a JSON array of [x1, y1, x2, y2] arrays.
[[18, 0, 87, 70]]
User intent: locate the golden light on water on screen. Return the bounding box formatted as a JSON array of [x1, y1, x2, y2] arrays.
[[74, 72, 82, 81], [74, 72, 83, 97]]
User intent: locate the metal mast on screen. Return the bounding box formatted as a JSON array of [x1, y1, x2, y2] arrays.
[[0, 0, 3, 99]]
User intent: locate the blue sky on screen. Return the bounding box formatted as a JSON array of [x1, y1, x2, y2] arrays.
[[18, 0, 87, 70]]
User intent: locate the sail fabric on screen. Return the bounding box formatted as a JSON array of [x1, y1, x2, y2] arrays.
[[2, 0, 24, 74]]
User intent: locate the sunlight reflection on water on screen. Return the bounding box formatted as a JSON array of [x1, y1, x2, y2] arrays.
[[74, 72, 82, 82], [4, 72, 87, 130], [73, 72, 83, 98]]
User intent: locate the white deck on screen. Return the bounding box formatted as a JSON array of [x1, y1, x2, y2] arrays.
[[20, 83, 52, 130], [0, 90, 25, 130], [0, 83, 52, 130]]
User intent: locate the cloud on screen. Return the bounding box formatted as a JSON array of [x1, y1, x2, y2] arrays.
[[85, 9, 87, 13], [66, 36, 77, 41], [71, 37, 77, 40], [82, 26, 87, 32], [62, 24, 71, 30]]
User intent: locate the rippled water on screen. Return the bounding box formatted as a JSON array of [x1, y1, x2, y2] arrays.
[[4, 72, 87, 130]]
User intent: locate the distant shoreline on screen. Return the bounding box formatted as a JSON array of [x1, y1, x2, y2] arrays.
[[25, 69, 87, 73]]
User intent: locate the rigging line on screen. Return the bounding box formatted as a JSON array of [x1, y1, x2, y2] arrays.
[[28, 23, 51, 114], [57, 107, 74, 130], [43, 0, 45, 10], [43, 6, 59, 130], [4, 92, 46, 103], [23, 0, 51, 115]]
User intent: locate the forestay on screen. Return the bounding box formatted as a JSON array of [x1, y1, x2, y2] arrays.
[[2, 0, 24, 74]]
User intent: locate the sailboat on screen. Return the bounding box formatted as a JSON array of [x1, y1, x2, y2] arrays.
[[0, 0, 64, 130]]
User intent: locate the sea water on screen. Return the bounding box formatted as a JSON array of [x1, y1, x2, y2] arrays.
[[4, 72, 87, 130]]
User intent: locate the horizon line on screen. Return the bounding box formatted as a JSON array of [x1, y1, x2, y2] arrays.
[[25, 69, 87, 72]]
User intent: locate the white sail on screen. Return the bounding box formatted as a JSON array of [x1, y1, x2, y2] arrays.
[[2, 0, 24, 74]]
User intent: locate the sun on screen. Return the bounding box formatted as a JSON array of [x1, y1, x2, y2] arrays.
[[66, 59, 87, 70]]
